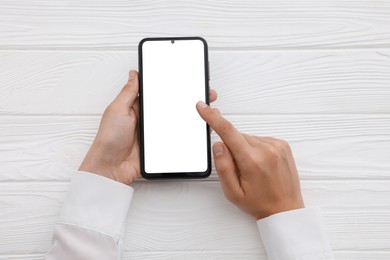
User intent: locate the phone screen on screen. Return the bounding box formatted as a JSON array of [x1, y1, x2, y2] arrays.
[[139, 38, 210, 176]]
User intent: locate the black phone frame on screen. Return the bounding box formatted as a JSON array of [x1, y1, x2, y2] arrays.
[[138, 36, 211, 179]]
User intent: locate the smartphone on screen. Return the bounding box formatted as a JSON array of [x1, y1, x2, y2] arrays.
[[138, 37, 211, 179]]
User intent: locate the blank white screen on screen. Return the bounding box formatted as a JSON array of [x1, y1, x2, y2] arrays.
[[142, 39, 208, 174]]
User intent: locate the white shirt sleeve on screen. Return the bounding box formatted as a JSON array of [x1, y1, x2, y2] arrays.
[[45, 171, 134, 260], [46, 172, 333, 260], [257, 207, 334, 260]]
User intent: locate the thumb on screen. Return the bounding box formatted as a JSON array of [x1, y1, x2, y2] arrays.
[[213, 142, 244, 203], [115, 70, 139, 107]]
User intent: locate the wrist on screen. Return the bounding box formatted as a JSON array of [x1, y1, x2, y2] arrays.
[[79, 163, 134, 185], [79, 150, 134, 186], [253, 197, 305, 220], [79, 160, 118, 183]]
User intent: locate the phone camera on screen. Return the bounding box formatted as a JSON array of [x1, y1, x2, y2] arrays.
[[171, 40, 175, 44]]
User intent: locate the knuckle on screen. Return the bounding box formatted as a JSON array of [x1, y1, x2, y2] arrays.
[[124, 83, 137, 94], [248, 153, 258, 165], [104, 104, 114, 114], [263, 146, 280, 165], [237, 148, 258, 167], [279, 138, 290, 148], [128, 76, 135, 82], [226, 192, 242, 204], [219, 120, 234, 135], [275, 139, 291, 154], [218, 166, 229, 176], [216, 162, 233, 178], [129, 112, 137, 123]]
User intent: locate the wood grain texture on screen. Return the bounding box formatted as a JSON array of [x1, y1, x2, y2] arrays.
[[0, 181, 389, 255], [0, 0, 390, 49], [2, 252, 390, 260], [1, 51, 390, 115], [1, 115, 389, 181], [1, 1, 390, 258]]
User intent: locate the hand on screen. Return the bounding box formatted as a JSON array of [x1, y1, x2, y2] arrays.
[[79, 70, 141, 185], [80, 70, 218, 185], [196, 101, 304, 219]]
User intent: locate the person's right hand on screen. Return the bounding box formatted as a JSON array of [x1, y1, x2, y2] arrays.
[[196, 101, 305, 220]]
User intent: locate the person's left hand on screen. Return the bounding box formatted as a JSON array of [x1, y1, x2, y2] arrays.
[[79, 70, 217, 185]]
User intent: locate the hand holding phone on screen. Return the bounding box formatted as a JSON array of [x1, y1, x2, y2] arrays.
[[79, 69, 217, 185], [79, 71, 141, 185]]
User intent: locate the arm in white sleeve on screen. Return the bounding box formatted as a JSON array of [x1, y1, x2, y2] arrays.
[[45, 171, 133, 260], [257, 207, 333, 260]]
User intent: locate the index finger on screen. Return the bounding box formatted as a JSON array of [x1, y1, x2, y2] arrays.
[[196, 101, 251, 159]]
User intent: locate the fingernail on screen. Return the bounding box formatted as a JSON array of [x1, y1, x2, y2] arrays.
[[129, 70, 136, 80], [213, 143, 224, 156], [197, 101, 208, 108]]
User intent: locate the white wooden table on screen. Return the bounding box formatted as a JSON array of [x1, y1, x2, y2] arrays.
[[1, 1, 390, 259]]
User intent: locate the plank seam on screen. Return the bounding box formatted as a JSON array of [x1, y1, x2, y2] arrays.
[[1, 113, 390, 117], [0, 47, 390, 52]]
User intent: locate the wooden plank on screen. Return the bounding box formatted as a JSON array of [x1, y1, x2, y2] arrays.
[[0, 180, 389, 254], [1, 51, 390, 115], [0, 52, 133, 115], [0, 252, 266, 260], [0, 115, 389, 181], [2, 251, 390, 260], [126, 251, 390, 260], [0, 1, 390, 49], [0, 256, 42, 260]]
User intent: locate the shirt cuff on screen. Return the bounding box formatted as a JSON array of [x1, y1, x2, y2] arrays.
[[257, 207, 333, 260], [59, 171, 134, 240]]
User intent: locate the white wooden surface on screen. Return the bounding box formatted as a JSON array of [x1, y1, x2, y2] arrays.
[[0, 1, 389, 259]]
